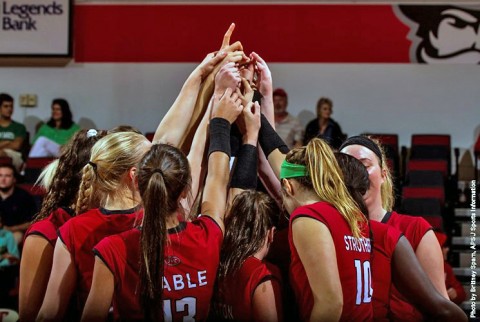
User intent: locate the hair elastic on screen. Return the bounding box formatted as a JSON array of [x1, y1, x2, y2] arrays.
[[88, 161, 97, 170], [152, 169, 163, 176], [87, 129, 98, 138]]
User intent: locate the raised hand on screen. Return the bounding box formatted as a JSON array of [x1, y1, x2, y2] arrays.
[[251, 52, 272, 97], [236, 77, 254, 107], [214, 62, 241, 95], [192, 51, 228, 81], [212, 88, 243, 124], [241, 101, 261, 145]]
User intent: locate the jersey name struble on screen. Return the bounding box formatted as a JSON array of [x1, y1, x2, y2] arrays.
[[162, 270, 208, 292]]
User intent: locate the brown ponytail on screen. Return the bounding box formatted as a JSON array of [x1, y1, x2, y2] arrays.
[[137, 144, 191, 320]]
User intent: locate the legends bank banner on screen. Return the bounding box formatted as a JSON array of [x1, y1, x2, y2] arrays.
[[73, 4, 480, 64], [0, 0, 71, 56]]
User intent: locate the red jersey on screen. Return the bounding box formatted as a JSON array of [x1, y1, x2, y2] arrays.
[[58, 206, 141, 312], [382, 211, 432, 322], [93, 215, 223, 321], [369, 220, 403, 322], [288, 202, 373, 322], [213, 257, 282, 321], [25, 207, 74, 245]]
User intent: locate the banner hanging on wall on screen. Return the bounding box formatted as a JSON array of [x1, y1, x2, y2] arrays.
[[0, 0, 71, 56], [32, 3, 478, 64]]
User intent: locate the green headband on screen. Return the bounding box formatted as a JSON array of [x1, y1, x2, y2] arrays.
[[280, 160, 307, 179]]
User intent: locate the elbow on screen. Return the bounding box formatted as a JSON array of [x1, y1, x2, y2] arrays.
[[310, 296, 343, 322], [432, 305, 468, 322]]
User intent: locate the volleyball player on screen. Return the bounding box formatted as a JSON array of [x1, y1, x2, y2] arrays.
[[336, 152, 467, 322], [211, 99, 283, 322], [340, 136, 448, 321], [81, 87, 243, 321], [19, 129, 106, 322], [36, 131, 150, 320]]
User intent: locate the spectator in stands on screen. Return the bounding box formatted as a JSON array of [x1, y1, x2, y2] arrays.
[[0, 164, 37, 244], [29, 98, 80, 158], [435, 231, 467, 305], [304, 97, 344, 149], [273, 88, 303, 149], [0, 214, 20, 306], [0, 93, 27, 172]]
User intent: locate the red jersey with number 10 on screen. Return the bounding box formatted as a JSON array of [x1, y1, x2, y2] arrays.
[[94, 215, 223, 321], [289, 202, 373, 322]]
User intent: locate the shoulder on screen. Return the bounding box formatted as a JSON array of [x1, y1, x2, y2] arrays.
[[11, 120, 26, 129], [390, 211, 431, 230], [306, 119, 317, 128], [291, 202, 338, 222]]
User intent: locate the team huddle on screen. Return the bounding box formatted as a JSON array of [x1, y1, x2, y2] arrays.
[[18, 25, 468, 321]]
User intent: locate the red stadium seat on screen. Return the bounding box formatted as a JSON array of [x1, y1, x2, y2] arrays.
[[411, 134, 450, 147], [24, 157, 56, 184], [0, 156, 13, 165], [402, 186, 445, 206], [407, 160, 448, 179]]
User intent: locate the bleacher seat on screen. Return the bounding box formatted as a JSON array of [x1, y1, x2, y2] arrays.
[[407, 160, 448, 179], [401, 198, 442, 216], [24, 157, 56, 184], [410, 134, 451, 172], [406, 170, 444, 187], [402, 186, 445, 207], [0, 157, 13, 165]]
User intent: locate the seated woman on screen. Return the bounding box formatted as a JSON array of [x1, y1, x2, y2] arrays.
[[303, 97, 344, 149], [29, 98, 80, 157]]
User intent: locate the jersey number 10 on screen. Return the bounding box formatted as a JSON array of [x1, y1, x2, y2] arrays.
[[354, 260, 373, 305]]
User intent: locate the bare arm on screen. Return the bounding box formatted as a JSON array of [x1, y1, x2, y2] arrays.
[[415, 230, 449, 298], [0, 136, 24, 150], [153, 51, 226, 147], [393, 237, 467, 322], [183, 97, 214, 213], [19, 235, 54, 322], [81, 257, 114, 322], [292, 217, 343, 322], [179, 23, 246, 152], [37, 238, 77, 322], [5, 221, 31, 233], [252, 279, 283, 322]]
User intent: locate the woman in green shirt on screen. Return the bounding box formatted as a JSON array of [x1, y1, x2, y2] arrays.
[[29, 99, 80, 157]]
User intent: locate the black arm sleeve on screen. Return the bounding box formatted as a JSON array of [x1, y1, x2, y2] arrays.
[[208, 117, 231, 158], [258, 114, 289, 157], [230, 144, 257, 190]]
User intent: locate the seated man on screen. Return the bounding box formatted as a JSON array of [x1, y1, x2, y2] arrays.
[[273, 88, 303, 149], [0, 164, 36, 245], [0, 93, 27, 172], [0, 214, 20, 306]]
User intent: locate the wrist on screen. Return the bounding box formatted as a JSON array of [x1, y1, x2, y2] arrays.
[[243, 133, 259, 146]]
